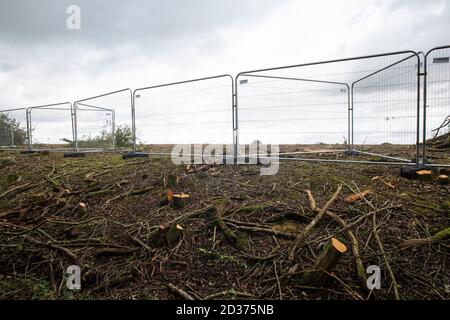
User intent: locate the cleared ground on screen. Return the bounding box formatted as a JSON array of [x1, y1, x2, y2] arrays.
[[0, 148, 449, 300]]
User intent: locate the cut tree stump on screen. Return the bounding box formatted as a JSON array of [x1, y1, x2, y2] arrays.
[[165, 224, 184, 246], [438, 175, 449, 185], [149, 224, 185, 246], [172, 193, 190, 209], [78, 202, 87, 214], [416, 170, 433, 181], [160, 174, 181, 207], [300, 238, 347, 288]]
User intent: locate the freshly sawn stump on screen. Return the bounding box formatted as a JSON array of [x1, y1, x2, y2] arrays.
[[438, 174, 449, 185], [172, 193, 190, 209], [300, 238, 347, 288]]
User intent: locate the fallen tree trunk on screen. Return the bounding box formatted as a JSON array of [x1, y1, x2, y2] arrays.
[[300, 238, 347, 288]]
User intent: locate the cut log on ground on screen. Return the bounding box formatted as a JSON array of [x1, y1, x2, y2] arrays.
[[300, 238, 347, 288], [372, 176, 395, 189], [344, 189, 372, 204]]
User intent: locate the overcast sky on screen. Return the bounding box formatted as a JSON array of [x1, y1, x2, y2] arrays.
[[0, 0, 449, 145]]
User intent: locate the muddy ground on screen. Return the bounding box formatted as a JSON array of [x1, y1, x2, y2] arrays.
[[0, 147, 449, 300]]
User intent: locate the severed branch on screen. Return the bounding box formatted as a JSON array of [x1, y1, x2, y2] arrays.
[[399, 227, 450, 249], [431, 115, 450, 140], [147, 205, 214, 243], [288, 184, 342, 261], [23, 235, 77, 261], [373, 212, 400, 300], [167, 283, 194, 300], [226, 223, 296, 239], [215, 202, 240, 246], [0, 183, 34, 199], [305, 190, 368, 287], [203, 289, 252, 300], [105, 186, 155, 205]]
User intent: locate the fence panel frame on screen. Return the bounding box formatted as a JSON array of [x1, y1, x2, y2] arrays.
[[235, 50, 422, 166], [350, 52, 422, 164], [27, 102, 76, 152], [74, 88, 133, 153], [422, 45, 450, 167], [132, 74, 235, 157]]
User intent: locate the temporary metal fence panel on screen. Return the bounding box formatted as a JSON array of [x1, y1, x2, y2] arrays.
[[75, 104, 115, 151], [236, 51, 421, 165], [0, 108, 28, 150], [351, 52, 421, 164], [27, 102, 75, 152], [423, 46, 450, 167], [133, 75, 234, 156], [74, 89, 132, 152]]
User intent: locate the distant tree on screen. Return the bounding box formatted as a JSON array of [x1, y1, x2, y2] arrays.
[[114, 125, 134, 148], [0, 113, 27, 146]]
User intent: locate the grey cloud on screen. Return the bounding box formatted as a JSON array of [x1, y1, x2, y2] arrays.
[[0, 0, 284, 47]]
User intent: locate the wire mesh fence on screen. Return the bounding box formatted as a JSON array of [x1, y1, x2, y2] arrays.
[[2, 46, 449, 168], [27, 102, 75, 152], [235, 51, 421, 165], [0, 108, 28, 150], [133, 75, 234, 156], [423, 46, 450, 167], [74, 89, 133, 152], [351, 52, 420, 164]]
